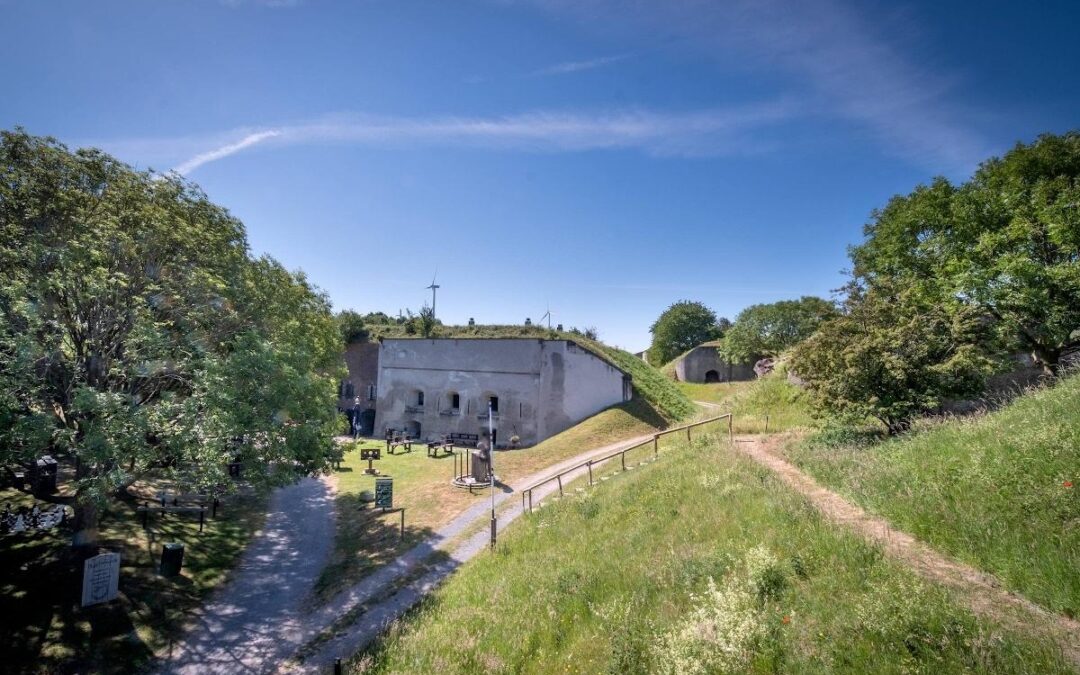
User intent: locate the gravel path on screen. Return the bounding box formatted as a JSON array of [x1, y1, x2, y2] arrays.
[[155, 434, 656, 674], [155, 476, 337, 674]]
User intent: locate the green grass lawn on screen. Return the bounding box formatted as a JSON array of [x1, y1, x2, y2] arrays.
[[784, 374, 1080, 619], [349, 431, 1070, 674], [678, 374, 816, 434], [315, 399, 671, 603], [0, 479, 265, 674]]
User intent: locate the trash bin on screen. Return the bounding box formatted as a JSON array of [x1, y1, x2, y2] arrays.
[[160, 543, 185, 577]]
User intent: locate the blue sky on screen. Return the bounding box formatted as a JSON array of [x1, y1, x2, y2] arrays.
[[2, 0, 1078, 351]]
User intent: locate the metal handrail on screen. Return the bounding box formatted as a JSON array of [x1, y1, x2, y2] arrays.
[[520, 413, 732, 513]]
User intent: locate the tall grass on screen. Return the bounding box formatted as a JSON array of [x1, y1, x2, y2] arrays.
[[786, 374, 1080, 618], [350, 433, 1068, 673], [678, 374, 815, 433]]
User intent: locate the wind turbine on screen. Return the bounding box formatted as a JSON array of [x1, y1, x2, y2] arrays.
[[426, 271, 440, 321], [539, 303, 553, 330]]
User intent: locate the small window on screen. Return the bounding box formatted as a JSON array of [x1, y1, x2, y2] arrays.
[[451, 393, 460, 409], [488, 396, 499, 412], [345, 382, 355, 399], [368, 384, 376, 401], [416, 391, 425, 406]]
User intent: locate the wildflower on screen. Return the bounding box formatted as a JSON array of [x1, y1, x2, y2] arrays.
[[1065, 481, 1073, 488], [782, 616, 791, 624]]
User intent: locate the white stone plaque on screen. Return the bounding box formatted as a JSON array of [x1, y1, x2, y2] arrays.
[[81, 552, 120, 607]]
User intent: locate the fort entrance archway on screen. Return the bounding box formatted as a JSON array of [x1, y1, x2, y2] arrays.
[[705, 369, 720, 383]]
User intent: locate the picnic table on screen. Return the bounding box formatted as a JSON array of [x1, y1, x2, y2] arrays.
[[427, 438, 453, 457], [386, 435, 413, 454]]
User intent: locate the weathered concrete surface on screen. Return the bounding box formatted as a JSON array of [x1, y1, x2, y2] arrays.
[[674, 344, 754, 383], [374, 339, 631, 446], [155, 477, 336, 675]]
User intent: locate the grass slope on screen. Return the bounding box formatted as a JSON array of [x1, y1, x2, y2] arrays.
[[785, 375, 1080, 618], [350, 432, 1068, 674], [678, 374, 815, 434]]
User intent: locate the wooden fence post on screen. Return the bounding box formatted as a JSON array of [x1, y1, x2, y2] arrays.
[[557, 475, 563, 496], [588, 461, 593, 485], [728, 415, 733, 443], [653, 435, 659, 457], [621, 451, 626, 471]]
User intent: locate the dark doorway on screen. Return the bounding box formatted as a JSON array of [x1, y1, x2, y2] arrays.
[[704, 370, 720, 383], [360, 409, 376, 436]]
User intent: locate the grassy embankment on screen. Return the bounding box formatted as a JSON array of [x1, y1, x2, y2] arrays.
[[349, 425, 1070, 673], [316, 333, 694, 603], [677, 372, 815, 434], [0, 480, 265, 673], [785, 374, 1080, 618]]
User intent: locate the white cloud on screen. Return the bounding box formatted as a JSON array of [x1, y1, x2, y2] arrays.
[[172, 130, 283, 175], [511, 0, 991, 173], [531, 53, 631, 76], [101, 102, 796, 175]]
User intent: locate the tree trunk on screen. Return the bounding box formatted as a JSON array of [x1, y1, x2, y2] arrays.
[[1032, 346, 1061, 377]]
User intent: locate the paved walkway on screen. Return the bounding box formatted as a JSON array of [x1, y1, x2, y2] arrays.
[[155, 434, 655, 674], [156, 477, 337, 674]]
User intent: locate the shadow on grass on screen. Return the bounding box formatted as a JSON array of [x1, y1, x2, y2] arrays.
[[313, 492, 441, 604], [621, 397, 669, 430], [0, 483, 265, 674]]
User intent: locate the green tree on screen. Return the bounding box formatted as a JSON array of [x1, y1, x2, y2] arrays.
[[649, 301, 725, 365], [720, 296, 837, 363], [851, 131, 1080, 373], [790, 285, 993, 434], [0, 130, 343, 550], [336, 309, 369, 344]]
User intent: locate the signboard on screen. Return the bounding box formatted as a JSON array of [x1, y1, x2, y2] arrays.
[[375, 478, 393, 509], [82, 552, 120, 607], [361, 448, 381, 461]]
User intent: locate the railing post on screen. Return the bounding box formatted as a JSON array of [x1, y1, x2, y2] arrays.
[[621, 451, 626, 471], [687, 426, 691, 442], [588, 461, 593, 485], [529, 489, 533, 513], [557, 475, 563, 496], [653, 434, 659, 457], [728, 415, 733, 443]]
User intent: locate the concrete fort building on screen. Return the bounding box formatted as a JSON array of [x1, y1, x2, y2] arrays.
[[372, 338, 632, 447], [672, 341, 755, 383]]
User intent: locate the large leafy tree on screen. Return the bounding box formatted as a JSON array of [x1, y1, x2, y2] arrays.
[[648, 301, 726, 366], [851, 132, 1080, 373], [0, 130, 343, 550], [719, 296, 837, 363], [790, 285, 994, 434]]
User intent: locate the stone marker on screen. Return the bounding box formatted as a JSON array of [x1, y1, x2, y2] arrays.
[[82, 552, 120, 607]]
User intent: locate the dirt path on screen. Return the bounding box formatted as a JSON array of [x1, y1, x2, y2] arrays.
[[735, 435, 1080, 668]]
